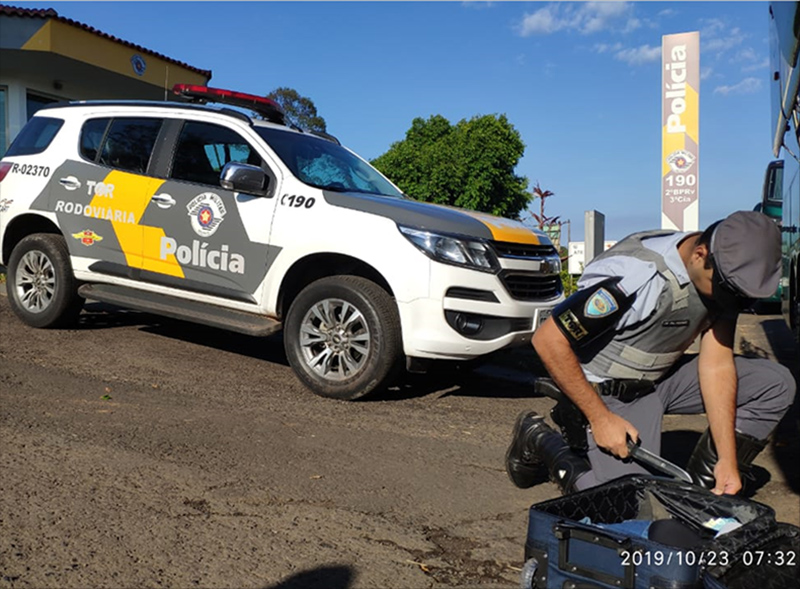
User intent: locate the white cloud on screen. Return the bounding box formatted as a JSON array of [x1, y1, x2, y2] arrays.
[[591, 42, 660, 66], [713, 77, 761, 96], [518, 5, 562, 35], [700, 20, 747, 54], [734, 47, 758, 62], [614, 44, 661, 65], [621, 17, 642, 34], [701, 67, 714, 81], [742, 58, 769, 73], [517, 2, 639, 36], [732, 47, 768, 73], [461, 1, 495, 10], [593, 42, 623, 54], [700, 18, 726, 37]]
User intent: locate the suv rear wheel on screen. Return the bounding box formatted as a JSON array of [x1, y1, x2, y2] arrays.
[[284, 276, 402, 400], [7, 233, 84, 328]]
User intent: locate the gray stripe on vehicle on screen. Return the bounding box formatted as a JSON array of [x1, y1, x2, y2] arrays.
[[321, 191, 494, 240], [139, 181, 271, 295], [45, 160, 129, 266], [87, 262, 257, 303]]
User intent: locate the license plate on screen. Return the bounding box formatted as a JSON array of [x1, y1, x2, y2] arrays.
[[536, 308, 552, 328]]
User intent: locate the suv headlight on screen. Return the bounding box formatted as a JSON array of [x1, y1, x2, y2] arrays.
[[544, 254, 562, 275], [398, 226, 500, 273]]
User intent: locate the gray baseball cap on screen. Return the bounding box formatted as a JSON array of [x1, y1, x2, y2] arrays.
[[710, 210, 781, 299]]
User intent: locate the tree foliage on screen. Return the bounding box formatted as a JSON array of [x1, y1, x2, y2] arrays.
[[266, 87, 327, 133], [371, 114, 530, 219]]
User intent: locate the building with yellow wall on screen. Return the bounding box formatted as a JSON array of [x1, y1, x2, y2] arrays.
[[0, 4, 212, 153]]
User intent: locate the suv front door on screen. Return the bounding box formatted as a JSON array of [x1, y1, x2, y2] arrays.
[[139, 120, 276, 304]]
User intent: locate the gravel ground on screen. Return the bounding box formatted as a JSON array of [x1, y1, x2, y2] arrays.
[[0, 289, 797, 589]]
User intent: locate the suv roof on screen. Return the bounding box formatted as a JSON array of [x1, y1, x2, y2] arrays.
[[38, 99, 267, 125], [37, 84, 341, 144]]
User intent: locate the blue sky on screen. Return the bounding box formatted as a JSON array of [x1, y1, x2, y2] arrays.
[[19, 1, 778, 241]]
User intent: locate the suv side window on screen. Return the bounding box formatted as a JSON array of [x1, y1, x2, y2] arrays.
[[171, 121, 263, 186], [97, 118, 163, 174], [5, 116, 64, 157], [80, 118, 111, 162]]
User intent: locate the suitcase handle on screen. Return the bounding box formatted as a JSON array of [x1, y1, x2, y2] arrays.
[[553, 522, 637, 589]]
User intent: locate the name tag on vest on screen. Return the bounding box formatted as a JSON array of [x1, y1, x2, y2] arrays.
[[662, 320, 690, 328]]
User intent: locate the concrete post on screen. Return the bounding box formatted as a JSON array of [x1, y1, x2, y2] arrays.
[[585, 210, 605, 265]]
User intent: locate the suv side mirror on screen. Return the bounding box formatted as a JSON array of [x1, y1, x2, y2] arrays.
[[220, 162, 269, 197]]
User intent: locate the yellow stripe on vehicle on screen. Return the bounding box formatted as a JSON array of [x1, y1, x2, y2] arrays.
[[459, 210, 541, 244], [89, 170, 151, 268], [141, 226, 183, 277], [90, 171, 184, 278]]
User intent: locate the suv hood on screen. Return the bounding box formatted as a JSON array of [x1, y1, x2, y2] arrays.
[[323, 190, 549, 245]]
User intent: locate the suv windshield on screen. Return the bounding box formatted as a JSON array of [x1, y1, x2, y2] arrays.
[[255, 127, 403, 198]]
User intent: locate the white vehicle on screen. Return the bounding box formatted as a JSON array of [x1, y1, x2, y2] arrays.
[[0, 85, 563, 399]]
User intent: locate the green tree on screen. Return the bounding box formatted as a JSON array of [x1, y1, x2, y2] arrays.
[[266, 87, 327, 133], [371, 114, 530, 218]]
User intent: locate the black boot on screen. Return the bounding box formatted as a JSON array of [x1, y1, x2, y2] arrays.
[[686, 429, 769, 495], [535, 377, 590, 454], [505, 411, 591, 493]]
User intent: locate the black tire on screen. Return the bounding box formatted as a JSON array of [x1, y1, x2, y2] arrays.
[[284, 276, 402, 400], [6, 233, 84, 328]]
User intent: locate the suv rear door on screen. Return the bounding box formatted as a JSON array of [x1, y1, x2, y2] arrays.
[[51, 116, 164, 276]]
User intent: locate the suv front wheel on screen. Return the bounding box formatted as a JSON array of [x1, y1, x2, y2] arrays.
[[7, 233, 84, 328], [284, 276, 402, 400]]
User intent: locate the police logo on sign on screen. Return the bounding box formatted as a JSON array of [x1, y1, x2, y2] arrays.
[[130, 54, 147, 76], [666, 149, 696, 173]]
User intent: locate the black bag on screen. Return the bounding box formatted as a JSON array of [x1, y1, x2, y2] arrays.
[[702, 522, 800, 589], [522, 475, 777, 589]]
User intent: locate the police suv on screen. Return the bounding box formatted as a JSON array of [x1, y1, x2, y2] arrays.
[[0, 85, 563, 399]]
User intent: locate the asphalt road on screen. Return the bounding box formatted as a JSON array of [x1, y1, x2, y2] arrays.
[[1, 291, 798, 589]]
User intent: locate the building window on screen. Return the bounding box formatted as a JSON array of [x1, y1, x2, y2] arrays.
[[26, 92, 58, 120]]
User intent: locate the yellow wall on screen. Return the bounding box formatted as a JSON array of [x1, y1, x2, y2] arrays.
[[21, 20, 208, 88]]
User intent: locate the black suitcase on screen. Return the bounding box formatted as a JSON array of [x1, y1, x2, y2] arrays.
[[702, 522, 800, 589], [522, 475, 777, 589]]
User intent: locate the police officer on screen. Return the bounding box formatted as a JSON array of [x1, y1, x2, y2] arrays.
[[506, 211, 796, 496]]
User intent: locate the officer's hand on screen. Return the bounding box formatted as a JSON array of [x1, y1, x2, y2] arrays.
[[712, 459, 742, 495], [590, 412, 639, 459]]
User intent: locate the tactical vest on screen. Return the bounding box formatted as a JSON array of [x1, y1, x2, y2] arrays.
[[580, 230, 713, 381]]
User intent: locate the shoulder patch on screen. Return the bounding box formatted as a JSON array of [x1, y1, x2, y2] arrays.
[[584, 288, 619, 318]]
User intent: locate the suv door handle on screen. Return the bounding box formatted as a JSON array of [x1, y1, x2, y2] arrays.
[[151, 193, 176, 209], [59, 176, 81, 190]]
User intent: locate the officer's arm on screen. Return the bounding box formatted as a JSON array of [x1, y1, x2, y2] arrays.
[[698, 317, 740, 494], [532, 317, 612, 424], [532, 278, 640, 458]]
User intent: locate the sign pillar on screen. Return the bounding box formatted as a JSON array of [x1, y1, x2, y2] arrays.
[[585, 210, 605, 265], [661, 32, 700, 231]]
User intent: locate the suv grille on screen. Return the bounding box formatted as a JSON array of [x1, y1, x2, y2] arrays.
[[491, 241, 557, 259], [499, 271, 562, 301]]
